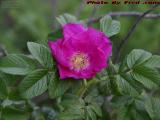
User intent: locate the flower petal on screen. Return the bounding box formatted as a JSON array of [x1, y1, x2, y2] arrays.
[[100, 34, 112, 59], [63, 23, 86, 39], [88, 47, 107, 72], [87, 27, 112, 59], [58, 64, 81, 79], [48, 40, 74, 67], [58, 64, 96, 79]]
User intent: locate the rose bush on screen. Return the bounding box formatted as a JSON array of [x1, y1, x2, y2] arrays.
[[0, 14, 160, 120]]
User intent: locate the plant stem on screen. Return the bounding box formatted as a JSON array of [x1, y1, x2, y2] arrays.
[[80, 79, 88, 97], [83, 79, 87, 86], [79, 77, 109, 97]]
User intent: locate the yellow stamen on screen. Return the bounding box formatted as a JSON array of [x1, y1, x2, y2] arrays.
[[70, 52, 89, 71]]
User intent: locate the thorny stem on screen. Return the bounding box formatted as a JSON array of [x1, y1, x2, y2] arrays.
[[87, 12, 160, 24]]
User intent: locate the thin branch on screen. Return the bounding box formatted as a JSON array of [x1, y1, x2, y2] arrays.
[[87, 11, 160, 24], [113, 4, 160, 63], [52, 11, 160, 36]]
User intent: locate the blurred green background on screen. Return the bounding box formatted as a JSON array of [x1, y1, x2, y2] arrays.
[[0, 0, 159, 59]]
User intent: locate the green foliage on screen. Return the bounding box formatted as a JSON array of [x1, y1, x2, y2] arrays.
[[49, 74, 71, 99], [112, 94, 151, 120], [114, 49, 160, 97], [143, 55, 160, 69], [116, 74, 141, 97], [57, 93, 103, 120], [117, 105, 150, 120], [56, 13, 77, 26], [1, 38, 159, 120], [19, 69, 48, 99], [145, 97, 160, 120], [27, 42, 54, 69], [0, 8, 160, 119], [126, 49, 152, 69], [100, 15, 121, 37], [0, 54, 36, 75], [56, 13, 85, 26], [2, 107, 29, 120], [0, 74, 8, 99]]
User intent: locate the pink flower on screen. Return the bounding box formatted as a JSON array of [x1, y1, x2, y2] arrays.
[[48, 23, 112, 79]]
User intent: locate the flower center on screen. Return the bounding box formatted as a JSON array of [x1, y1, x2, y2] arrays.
[[70, 52, 89, 71]]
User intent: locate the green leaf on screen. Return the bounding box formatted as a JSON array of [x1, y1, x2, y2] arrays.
[[100, 15, 120, 37], [117, 104, 151, 120], [0, 54, 35, 75], [145, 97, 160, 120], [0, 75, 8, 99], [116, 75, 140, 97], [58, 95, 85, 120], [131, 108, 151, 120], [116, 60, 144, 97], [56, 13, 85, 26], [126, 49, 152, 69], [27, 42, 54, 69], [109, 75, 121, 96], [2, 107, 29, 120], [0, 72, 16, 86], [1, 99, 13, 108], [56, 13, 77, 25], [49, 76, 71, 99], [117, 107, 130, 120], [131, 71, 158, 90], [84, 88, 104, 106], [57, 112, 82, 120], [61, 94, 85, 108], [133, 66, 160, 87], [86, 106, 97, 120], [143, 55, 160, 68], [121, 73, 143, 93], [90, 103, 102, 117], [111, 96, 133, 108], [0, 68, 31, 75], [119, 49, 160, 92], [19, 69, 48, 99]]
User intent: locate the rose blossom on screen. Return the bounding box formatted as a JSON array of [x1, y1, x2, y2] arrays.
[[48, 23, 112, 79]]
